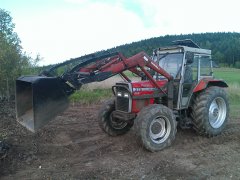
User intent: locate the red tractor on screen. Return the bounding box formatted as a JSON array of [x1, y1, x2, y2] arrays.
[[16, 40, 229, 152]]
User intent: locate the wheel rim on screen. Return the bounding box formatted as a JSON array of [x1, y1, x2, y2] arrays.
[[149, 116, 171, 144], [110, 113, 128, 130], [209, 97, 227, 129]]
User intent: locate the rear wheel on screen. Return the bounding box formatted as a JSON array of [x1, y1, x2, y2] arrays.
[[98, 100, 133, 136], [191, 86, 229, 136], [135, 104, 177, 152]]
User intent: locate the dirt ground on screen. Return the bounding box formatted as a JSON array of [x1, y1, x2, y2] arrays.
[[1, 101, 240, 180]]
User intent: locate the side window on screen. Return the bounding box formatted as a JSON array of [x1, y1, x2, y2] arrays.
[[191, 55, 199, 81], [200, 56, 212, 76]]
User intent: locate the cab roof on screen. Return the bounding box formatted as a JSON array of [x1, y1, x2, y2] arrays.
[[154, 39, 211, 55]]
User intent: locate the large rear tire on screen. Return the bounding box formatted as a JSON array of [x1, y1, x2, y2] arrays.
[[191, 86, 229, 136], [135, 104, 177, 152], [98, 100, 133, 136]]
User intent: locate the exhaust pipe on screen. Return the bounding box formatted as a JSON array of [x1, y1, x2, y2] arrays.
[[16, 76, 70, 132]]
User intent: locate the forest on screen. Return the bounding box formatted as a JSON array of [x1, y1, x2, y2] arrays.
[[0, 9, 39, 99], [109, 32, 240, 68]]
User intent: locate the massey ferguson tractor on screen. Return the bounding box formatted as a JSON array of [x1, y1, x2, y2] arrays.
[[15, 40, 229, 152]]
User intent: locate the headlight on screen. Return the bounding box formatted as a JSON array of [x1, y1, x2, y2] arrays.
[[117, 92, 122, 97], [124, 93, 129, 98]]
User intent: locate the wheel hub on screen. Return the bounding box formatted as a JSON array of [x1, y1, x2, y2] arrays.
[[151, 122, 163, 134], [209, 97, 227, 129], [149, 116, 171, 144], [213, 108, 219, 117]]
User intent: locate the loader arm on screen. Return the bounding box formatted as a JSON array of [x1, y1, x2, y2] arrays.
[[16, 51, 172, 132], [61, 51, 172, 89]]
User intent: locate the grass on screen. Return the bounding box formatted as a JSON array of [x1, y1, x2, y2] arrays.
[[225, 83, 240, 118], [214, 68, 240, 84], [213, 68, 240, 118], [70, 88, 112, 104]]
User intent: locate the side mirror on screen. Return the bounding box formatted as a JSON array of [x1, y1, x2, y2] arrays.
[[185, 52, 194, 64]]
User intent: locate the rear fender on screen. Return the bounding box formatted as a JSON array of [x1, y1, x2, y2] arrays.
[[193, 79, 228, 93]]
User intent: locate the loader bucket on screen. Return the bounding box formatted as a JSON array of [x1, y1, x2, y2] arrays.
[[16, 76, 69, 132]]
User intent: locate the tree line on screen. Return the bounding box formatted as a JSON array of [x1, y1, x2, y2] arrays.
[[0, 9, 39, 100], [49, 32, 240, 74], [107, 32, 240, 68]]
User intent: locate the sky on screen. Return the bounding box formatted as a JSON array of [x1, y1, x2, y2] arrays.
[[1, 0, 240, 65]]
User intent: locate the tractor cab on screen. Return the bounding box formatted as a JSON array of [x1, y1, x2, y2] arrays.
[[152, 40, 213, 109]]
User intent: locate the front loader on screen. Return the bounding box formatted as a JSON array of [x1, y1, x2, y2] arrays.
[[16, 40, 229, 152]]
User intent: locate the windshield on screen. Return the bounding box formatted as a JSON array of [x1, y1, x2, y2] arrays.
[[155, 53, 183, 79]]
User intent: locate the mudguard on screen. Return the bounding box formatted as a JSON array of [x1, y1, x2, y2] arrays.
[[193, 78, 228, 93]]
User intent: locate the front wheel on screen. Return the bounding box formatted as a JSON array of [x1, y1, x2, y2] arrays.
[[190, 86, 229, 136], [135, 104, 177, 152], [98, 100, 133, 136]]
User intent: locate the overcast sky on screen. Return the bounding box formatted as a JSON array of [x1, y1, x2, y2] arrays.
[[2, 0, 240, 65]]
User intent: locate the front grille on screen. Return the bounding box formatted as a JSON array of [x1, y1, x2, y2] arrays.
[[116, 97, 129, 112], [115, 84, 130, 112]]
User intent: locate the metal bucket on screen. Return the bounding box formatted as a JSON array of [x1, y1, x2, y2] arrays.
[[16, 76, 69, 132]]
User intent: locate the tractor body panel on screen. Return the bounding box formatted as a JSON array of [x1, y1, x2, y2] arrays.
[[113, 80, 168, 116], [193, 78, 228, 92], [131, 80, 167, 113]]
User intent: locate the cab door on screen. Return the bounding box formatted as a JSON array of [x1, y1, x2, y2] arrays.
[[179, 54, 213, 109], [178, 53, 198, 109]]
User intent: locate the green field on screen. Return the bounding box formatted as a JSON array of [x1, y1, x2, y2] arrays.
[[70, 88, 112, 104], [214, 68, 240, 84], [214, 68, 240, 118]]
